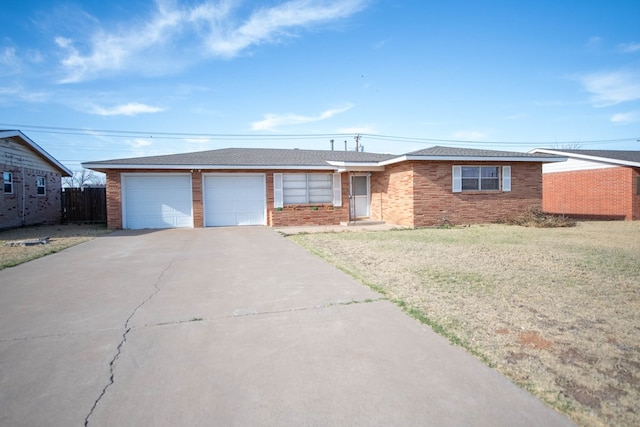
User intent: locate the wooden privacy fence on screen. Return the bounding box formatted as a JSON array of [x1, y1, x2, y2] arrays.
[[62, 187, 107, 223]]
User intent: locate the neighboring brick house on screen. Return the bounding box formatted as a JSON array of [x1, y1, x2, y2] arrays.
[[1, 130, 73, 230], [531, 148, 640, 220], [83, 146, 564, 230]]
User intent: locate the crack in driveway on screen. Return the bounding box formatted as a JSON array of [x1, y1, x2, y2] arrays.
[[83, 261, 172, 427], [145, 297, 389, 328]]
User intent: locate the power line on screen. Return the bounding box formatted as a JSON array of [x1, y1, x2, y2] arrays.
[[0, 123, 352, 140], [2, 122, 638, 146], [361, 134, 639, 146]]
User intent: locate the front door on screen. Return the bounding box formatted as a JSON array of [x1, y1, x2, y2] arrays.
[[350, 175, 370, 218]]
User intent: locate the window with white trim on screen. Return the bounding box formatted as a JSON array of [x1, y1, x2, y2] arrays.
[[463, 166, 499, 190], [37, 176, 46, 195], [283, 173, 333, 204], [3, 172, 13, 194], [452, 166, 511, 193]]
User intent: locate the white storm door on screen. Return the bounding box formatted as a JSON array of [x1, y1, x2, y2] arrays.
[[350, 175, 370, 218]]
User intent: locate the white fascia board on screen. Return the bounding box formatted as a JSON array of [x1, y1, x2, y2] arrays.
[[82, 163, 338, 171], [381, 155, 566, 165], [325, 161, 385, 172], [530, 148, 640, 167], [1, 130, 73, 176]]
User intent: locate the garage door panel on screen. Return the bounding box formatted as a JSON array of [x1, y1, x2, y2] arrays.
[[123, 175, 193, 229], [204, 175, 265, 226]]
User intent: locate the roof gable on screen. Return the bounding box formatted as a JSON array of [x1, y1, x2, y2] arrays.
[[0, 130, 72, 176]]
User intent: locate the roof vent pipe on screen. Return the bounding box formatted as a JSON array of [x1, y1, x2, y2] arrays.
[[330, 139, 334, 151], [344, 140, 347, 151]]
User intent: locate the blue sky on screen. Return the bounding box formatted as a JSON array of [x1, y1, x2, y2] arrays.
[[1, 0, 639, 172]]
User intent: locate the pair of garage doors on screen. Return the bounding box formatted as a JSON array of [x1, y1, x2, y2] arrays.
[[122, 174, 266, 229]]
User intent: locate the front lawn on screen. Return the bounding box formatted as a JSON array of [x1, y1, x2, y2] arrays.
[[0, 224, 111, 270], [290, 221, 640, 427]]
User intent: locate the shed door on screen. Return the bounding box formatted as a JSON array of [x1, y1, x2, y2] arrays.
[[122, 174, 193, 229], [204, 174, 266, 226]]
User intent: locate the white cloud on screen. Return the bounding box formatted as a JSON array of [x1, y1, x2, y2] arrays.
[[0, 83, 50, 104], [0, 47, 21, 75], [618, 42, 640, 53], [610, 111, 640, 124], [251, 104, 354, 131], [579, 70, 640, 106], [55, 5, 182, 84], [203, 0, 365, 57], [90, 102, 165, 116], [55, 0, 367, 82]]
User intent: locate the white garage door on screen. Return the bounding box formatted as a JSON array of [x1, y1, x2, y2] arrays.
[[122, 174, 193, 229], [204, 174, 266, 226]]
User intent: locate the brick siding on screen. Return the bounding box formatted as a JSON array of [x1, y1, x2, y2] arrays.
[[542, 166, 639, 220], [103, 161, 546, 229], [372, 161, 542, 227], [370, 162, 415, 226], [105, 169, 350, 229], [1, 164, 62, 229], [105, 170, 123, 229]]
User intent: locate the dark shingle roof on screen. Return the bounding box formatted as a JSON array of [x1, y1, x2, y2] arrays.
[[546, 149, 640, 164], [86, 147, 395, 167], [406, 146, 556, 159], [84, 145, 565, 171]]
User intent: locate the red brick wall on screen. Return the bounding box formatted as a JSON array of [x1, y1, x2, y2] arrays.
[[268, 171, 349, 226], [105, 170, 122, 229], [372, 161, 542, 227], [1, 165, 63, 229], [269, 205, 348, 226], [104, 169, 350, 229], [542, 166, 638, 220], [370, 162, 415, 226], [633, 168, 640, 220], [103, 162, 546, 229], [191, 171, 203, 227]]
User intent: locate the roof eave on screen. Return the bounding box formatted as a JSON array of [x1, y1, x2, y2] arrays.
[[530, 149, 640, 167], [325, 161, 385, 172], [381, 155, 566, 165], [82, 163, 339, 171]]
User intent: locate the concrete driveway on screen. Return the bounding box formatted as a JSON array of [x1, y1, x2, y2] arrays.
[[0, 227, 574, 426]]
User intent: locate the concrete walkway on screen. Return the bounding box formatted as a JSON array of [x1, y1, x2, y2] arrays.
[[0, 227, 574, 426]]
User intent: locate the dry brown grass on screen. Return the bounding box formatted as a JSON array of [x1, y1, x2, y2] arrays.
[[0, 223, 110, 269], [290, 221, 640, 427]]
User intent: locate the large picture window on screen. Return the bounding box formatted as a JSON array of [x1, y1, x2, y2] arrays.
[[283, 174, 333, 204]]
